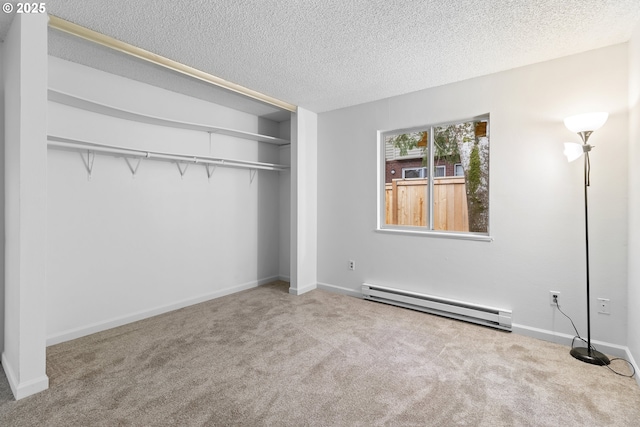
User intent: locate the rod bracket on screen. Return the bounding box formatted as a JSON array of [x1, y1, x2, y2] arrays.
[[124, 157, 142, 178], [205, 164, 217, 179], [80, 150, 95, 181], [176, 162, 189, 178]]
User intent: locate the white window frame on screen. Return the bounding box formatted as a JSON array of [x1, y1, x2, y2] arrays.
[[376, 115, 492, 242], [434, 165, 446, 178], [402, 167, 427, 179]]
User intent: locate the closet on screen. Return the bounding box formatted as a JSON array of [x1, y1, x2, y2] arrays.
[[45, 52, 292, 344]]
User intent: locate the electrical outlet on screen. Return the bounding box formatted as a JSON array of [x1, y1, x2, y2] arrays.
[[549, 291, 560, 306], [348, 260, 356, 271], [598, 298, 610, 314]]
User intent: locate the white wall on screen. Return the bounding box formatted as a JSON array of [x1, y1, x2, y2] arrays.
[[46, 57, 285, 344], [0, 30, 5, 357], [2, 13, 49, 400], [278, 120, 291, 280], [628, 21, 640, 376], [289, 108, 318, 295], [317, 44, 630, 350]]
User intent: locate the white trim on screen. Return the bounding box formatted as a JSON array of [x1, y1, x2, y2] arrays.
[[375, 227, 493, 242], [317, 281, 363, 298], [512, 323, 630, 359], [1, 354, 49, 400], [401, 166, 426, 179], [289, 282, 317, 295], [46, 276, 280, 346], [625, 348, 640, 388]]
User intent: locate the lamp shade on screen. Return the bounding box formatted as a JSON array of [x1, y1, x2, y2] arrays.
[[564, 112, 608, 133], [563, 142, 584, 162]]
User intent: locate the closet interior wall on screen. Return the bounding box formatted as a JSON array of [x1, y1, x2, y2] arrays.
[[46, 56, 290, 344]]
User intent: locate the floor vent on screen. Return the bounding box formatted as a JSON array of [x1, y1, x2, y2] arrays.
[[362, 283, 512, 331]]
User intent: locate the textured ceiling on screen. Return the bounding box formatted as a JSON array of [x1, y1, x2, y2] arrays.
[[2, 1, 640, 117], [46, 29, 292, 121]]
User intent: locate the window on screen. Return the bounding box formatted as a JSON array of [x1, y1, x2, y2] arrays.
[[380, 116, 490, 236], [402, 167, 427, 179]]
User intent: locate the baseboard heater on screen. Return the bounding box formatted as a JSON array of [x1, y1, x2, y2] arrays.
[[361, 283, 512, 331]]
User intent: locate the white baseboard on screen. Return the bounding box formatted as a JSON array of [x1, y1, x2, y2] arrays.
[[624, 347, 640, 387], [512, 323, 630, 359], [515, 327, 638, 385], [317, 281, 362, 298], [46, 276, 279, 346], [1, 353, 49, 400], [288, 282, 317, 295]]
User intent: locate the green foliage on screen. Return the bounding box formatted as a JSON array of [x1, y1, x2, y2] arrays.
[[467, 145, 481, 194], [468, 145, 485, 209], [387, 129, 460, 164], [387, 132, 425, 157], [433, 126, 461, 164]]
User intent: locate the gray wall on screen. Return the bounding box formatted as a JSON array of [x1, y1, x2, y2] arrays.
[[317, 44, 630, 350]]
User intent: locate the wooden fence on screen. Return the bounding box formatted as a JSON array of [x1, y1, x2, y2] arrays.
[[385, 177, 469, 231]]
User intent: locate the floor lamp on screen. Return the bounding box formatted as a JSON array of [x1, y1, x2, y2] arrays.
[[563, 112, 611, 366]]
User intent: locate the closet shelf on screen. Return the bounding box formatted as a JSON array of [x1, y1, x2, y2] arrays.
[[48, 89, 291, 146], [47, 135, 290, 172]]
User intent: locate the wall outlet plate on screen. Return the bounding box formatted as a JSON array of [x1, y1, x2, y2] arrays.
[[549, 291, 560, 305], [597, 298, 610, 314]]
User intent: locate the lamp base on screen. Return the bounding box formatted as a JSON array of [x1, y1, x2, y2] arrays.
[[570, 347, 610, 365]]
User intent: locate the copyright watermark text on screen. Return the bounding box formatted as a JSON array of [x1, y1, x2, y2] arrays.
[[3, 3, 47, 14]]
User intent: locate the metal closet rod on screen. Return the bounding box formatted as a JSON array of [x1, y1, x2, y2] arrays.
[[47, 136, 290, 172]]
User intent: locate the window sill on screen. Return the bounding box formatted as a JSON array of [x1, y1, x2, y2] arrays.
[[375, 227, 493, 242]]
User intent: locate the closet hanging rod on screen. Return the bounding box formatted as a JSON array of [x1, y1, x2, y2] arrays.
[[47, 136, 290, 172]]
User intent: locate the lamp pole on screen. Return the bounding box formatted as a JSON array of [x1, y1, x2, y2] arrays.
[[568, 134, 610, 365], [582, 150, 594, 356]]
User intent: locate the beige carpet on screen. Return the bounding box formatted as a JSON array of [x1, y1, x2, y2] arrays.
[[1, 281, 639, 426]]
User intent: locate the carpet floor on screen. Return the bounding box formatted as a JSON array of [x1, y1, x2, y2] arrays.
[[0, 281, 639, 426]]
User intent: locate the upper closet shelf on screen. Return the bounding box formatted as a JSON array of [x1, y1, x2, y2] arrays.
[[48, 89, 291, 146]]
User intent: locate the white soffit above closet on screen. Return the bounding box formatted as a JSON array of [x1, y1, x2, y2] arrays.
[[5, 1, 640, 115]]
